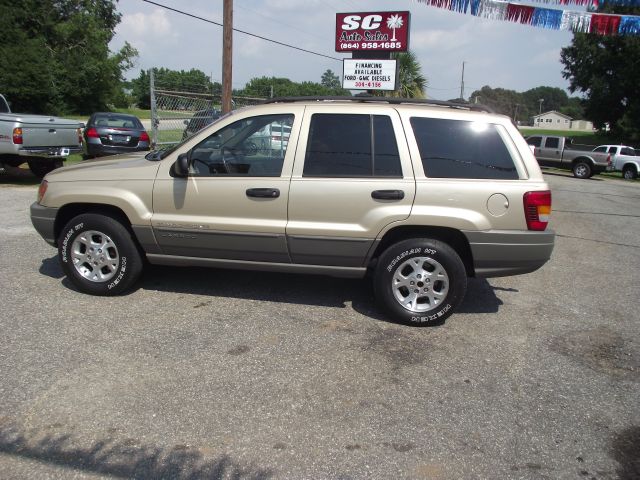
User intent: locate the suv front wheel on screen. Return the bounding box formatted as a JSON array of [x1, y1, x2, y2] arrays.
[[58, 213, 143, 295], [374, 239, 467, 326]]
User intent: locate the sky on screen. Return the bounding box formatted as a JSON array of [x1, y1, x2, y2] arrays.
[[110, 0, 582, 100]]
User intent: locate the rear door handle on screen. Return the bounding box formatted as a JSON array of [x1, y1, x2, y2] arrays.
[[371, 190, 405, 200], [246, 188, 280, 198]]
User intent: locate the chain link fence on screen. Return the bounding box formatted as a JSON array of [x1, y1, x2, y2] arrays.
[[149, 71, 266, 147]]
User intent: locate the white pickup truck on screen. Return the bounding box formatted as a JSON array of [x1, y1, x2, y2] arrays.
[[0, 94, 83, 177], [593, 145, 639, 180]]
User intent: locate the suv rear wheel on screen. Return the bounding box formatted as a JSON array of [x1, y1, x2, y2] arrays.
[[58, 213, 143, 295], [374, 239, 467, 326]]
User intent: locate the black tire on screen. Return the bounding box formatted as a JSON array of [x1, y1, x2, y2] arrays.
[[622, 166, 638, 180], [374, 238, 467, 326], [572, 161, 592, 179], [58, 213, 143, 296], [28, 159, 63, 178]]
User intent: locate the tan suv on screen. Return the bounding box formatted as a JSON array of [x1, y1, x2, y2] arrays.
[[31, 97, 554, 325]]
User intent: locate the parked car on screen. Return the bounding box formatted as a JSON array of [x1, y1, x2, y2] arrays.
[[593, 145, 639, 180], [0, 94, 83, 177], [30, 97, 554, 326], [525, 135, 612, 179], [83, 113, 150, 159], [249, 122, 292, 153], [182, 109, 222, 139]]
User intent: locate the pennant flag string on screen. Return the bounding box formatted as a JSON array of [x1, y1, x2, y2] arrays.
[[415, 0, 640, 35]]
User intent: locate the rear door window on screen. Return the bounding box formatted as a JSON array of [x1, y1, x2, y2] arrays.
[[303, 114, 402, 177], [410, 117, 518, 180], [621, 148, 636, 156], [544, 137, 559, 149]]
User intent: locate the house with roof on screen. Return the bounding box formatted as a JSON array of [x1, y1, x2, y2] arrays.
[[531, 110, 593, 131]]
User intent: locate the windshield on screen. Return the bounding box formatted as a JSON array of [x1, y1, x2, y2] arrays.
[[146, 110, 236, 160]]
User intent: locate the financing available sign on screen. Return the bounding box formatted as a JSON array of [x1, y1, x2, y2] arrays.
[[343, 59, 397, 91], [335, 11, 410, 52]]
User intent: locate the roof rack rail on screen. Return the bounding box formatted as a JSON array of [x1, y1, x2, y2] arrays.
[[262, 96, 494, 113]]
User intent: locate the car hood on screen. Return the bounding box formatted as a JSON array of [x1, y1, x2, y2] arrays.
[[45, 152, 161, 182]]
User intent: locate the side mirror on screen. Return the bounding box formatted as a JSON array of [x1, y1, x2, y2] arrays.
[[172, 152, 190, 177], [183, 119, 189, 125]]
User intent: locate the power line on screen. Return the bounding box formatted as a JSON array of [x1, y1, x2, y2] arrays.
[[140, 0, 343, 62], [235, 1, 325, 42]]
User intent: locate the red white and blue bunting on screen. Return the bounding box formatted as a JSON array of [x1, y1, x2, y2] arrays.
[[415, 0, 640, 35]]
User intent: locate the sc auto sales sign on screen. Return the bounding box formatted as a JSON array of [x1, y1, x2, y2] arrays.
[[336, 11, 410, 52]]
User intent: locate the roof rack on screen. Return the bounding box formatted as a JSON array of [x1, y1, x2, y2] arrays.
[[262, 96, 494, 113]]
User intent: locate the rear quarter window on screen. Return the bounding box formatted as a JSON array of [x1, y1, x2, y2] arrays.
[[410, 117, 519, 180]]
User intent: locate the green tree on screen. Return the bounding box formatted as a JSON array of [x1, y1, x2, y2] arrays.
[[239, 76, 349, 98], [522, 86, 569, 116], [321, 69, 341, 89], [130, 68, 219, 109], [560, 5, 640, 141], [0, 0, 137, 114], [388, 51, 427, 98], [559, 97, 585, 120], [469, 86, 523, 118]]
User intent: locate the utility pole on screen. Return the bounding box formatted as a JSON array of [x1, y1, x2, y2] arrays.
[[538, 98, 544, 115], [460, 61, 466, 101], [222, 0, 233, 114]]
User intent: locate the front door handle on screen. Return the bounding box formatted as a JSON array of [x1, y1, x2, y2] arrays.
[[246, 188, 280, 198], [371, 190, 405, 200]]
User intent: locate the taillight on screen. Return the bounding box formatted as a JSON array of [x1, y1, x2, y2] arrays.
[[607, 154, 612, 167], [85, 127, 100, 138], [37, 180, 48, 204], [77, 127, 83, 144], [523, 191, 551, 231], [12, 127, 23, 144], [140, 131, 150, 143]]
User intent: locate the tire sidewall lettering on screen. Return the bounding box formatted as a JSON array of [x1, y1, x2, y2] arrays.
[[61, 222, 84, 263], [386, 247, 438, 273], [411, 303, 452, 323], [107, 256, 127, 290]]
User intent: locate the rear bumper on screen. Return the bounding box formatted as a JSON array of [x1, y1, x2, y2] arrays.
[[30, 203, 59, 247], [19, 146, 82, 158], [463, 229, 555, 278], [85, 142, 150, 157]]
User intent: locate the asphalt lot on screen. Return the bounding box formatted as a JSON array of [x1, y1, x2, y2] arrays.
[[0, 171, 638, 479]]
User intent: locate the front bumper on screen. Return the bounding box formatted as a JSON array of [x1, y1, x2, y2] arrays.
[[463, 229, 555, 278], [30, 203, 59, 247]]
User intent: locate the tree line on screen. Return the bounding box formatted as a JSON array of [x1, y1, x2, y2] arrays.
[[465, 86, 585, 124], [0, 0, 637, 141]]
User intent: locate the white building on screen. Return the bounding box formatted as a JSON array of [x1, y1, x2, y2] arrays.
[[531, 110, 594, 131], [532, 110, 572, 129]]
